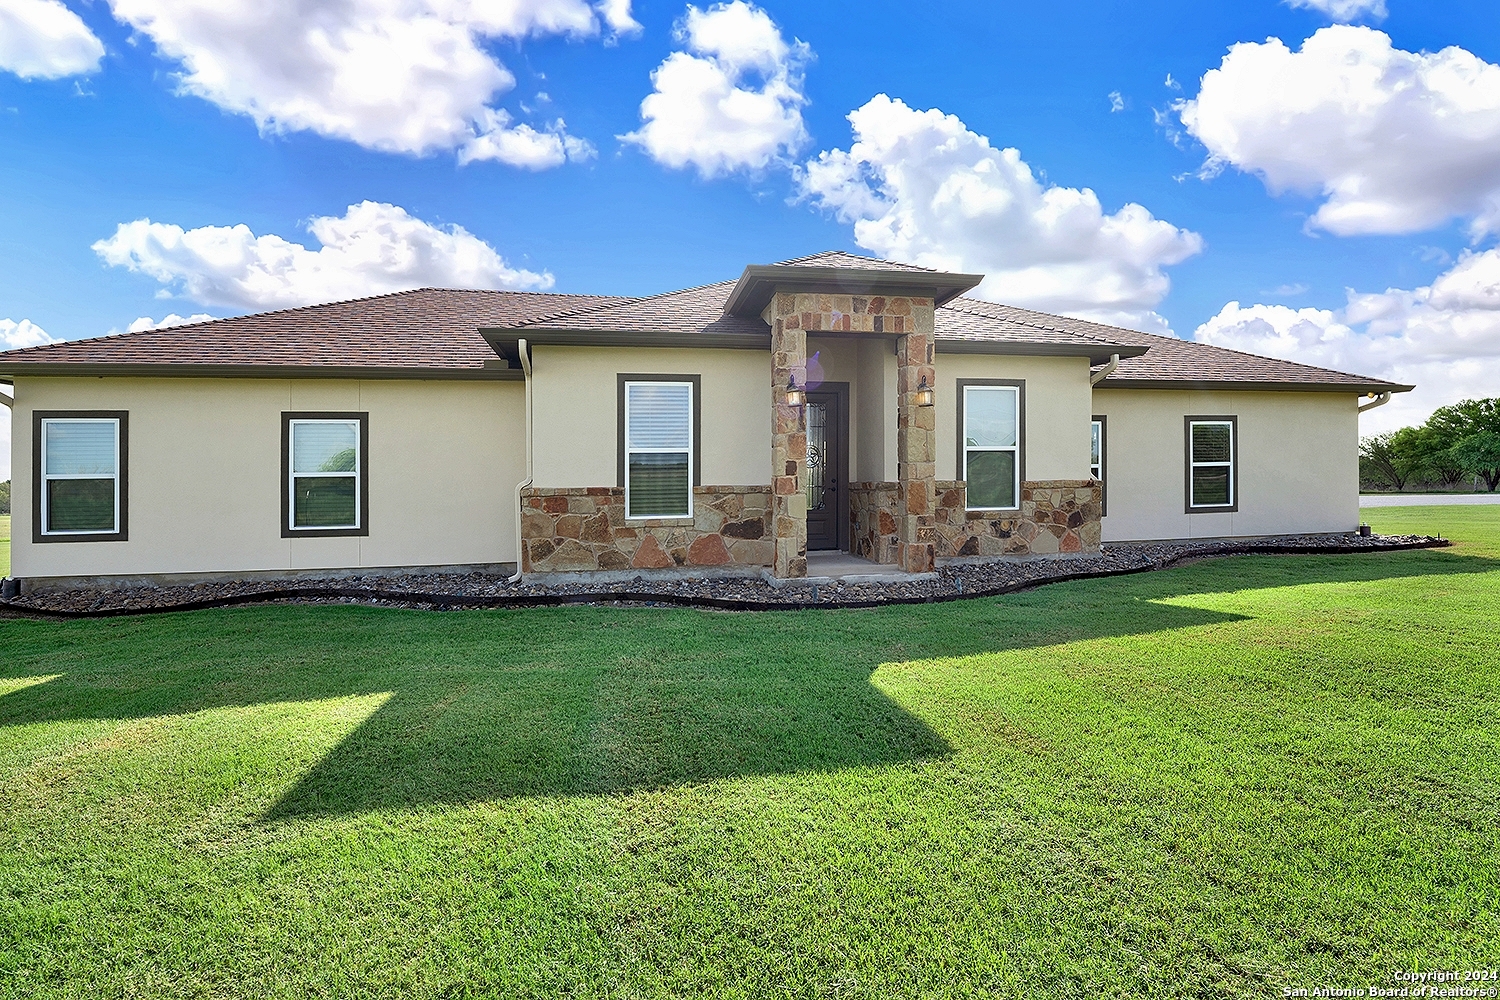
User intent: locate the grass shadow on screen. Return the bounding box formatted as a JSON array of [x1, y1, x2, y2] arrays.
[[0, 545, 1493, 818]]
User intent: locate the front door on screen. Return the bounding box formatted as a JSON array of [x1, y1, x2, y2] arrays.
[[805, 385, 848, 551]]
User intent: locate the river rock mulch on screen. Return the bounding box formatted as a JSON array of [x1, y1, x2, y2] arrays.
[[0, 532, 1448, 619]]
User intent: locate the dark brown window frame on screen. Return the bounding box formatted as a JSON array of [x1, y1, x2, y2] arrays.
[[1184, 414, 1239, 514], [956, 379, 1026, 511], [616, 373, 703, 491], [1091, 414, 1108, 518], [282, 411, 371, 538], [32, 410, 129, 544]]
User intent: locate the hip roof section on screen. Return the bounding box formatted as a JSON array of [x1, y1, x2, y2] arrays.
[[0, 250, 1413, 393]]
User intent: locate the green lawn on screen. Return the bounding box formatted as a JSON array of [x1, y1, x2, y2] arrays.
[[0, 509, 1496, 998], [0, 515, 9, 579]]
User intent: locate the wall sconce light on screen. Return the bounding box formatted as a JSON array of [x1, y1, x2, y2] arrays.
[[784, 374, 806, 408], [914, 375, 934, 408]]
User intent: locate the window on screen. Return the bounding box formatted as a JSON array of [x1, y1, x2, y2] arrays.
[[620, 378, 698, 519], [35, 411, 127, 541], [1186, 416, 1237, 512], [959, 381, 1023, 511], [282, 413, 369, 537], [1091, 415, 1107, 517]]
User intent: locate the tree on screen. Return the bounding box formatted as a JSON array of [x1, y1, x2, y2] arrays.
[[0, 480, 8, 515], [1427, 398, 1500, 444], [1408, 425, 1465, 487], [1451, 432, 1500, 492], [1360, 432, 1411, 490]]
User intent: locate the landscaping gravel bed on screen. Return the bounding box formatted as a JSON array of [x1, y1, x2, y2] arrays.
[[0, 532, 1447, 618]]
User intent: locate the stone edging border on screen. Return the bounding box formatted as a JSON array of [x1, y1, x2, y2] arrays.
[[0, 537, 1451, 620]]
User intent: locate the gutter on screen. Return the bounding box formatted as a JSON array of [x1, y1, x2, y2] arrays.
[[508, 339, 534, 584], [1089, 354, 1121, 386], [1358, 391, 1392, 413]]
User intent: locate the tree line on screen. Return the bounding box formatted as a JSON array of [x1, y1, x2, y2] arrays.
[[1360, 398, 1500, 493], [0, 480, 8, 515]]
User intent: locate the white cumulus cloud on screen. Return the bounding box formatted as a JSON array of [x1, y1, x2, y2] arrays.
[[0, 316, 56, 349], [93, 201, 554, 311], [799, 94, 1204, 332], [127, 313, 215, 332], [0, 316, 58, 482], [1285, 0, 1386, 22], [1179, 26, 1500, 238], [102, 0, 626, 161], [622, 1, 810, 177], [458, 109, 595, 169], [1194, 248, 1500, 432], [0, 0, 104, 79]]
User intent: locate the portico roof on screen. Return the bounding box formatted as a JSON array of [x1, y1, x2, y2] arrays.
[[721, 250, 983, 317]]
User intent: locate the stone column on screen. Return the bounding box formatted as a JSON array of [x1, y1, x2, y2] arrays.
[[896, 300, 937, 574], [766, 294, 808, 578]]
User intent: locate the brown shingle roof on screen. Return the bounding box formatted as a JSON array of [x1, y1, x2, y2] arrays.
[[0, 251, 1413, 393], [937, 297, 1137, 351], [513, 281, 767, 337], [960, 302, 1413, 392], [775, 250, 940, 272], [0, 288, 629, 378], [509, 283, 1140, 363]]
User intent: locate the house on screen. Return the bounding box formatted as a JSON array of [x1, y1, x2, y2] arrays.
[[0, 251, 1410, 590]]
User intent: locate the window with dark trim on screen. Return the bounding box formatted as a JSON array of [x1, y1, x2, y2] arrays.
[[1185, 415, 1237, 512], [1091, 415, 1107, 517], [957, 380, 1025, 511], [282, 412, 370, 537], [33, 410, 128, 543], [617, 374, 701, 519]]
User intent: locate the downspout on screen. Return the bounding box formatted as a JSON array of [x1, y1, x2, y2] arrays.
[[1090, 354, 1121, 387], [1358, 391, 1392, 413], [508, 340, 533, 584]]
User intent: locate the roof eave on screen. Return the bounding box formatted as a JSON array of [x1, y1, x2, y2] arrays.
[[0, 363, 523, 381], [482, 328, 773, 353], [723, 264, 984, 317], [1094, 377, 1416, 394]]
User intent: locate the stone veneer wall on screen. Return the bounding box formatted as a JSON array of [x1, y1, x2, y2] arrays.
[[849, 482, 901, 565], [932, 480, 1102, 558], [895, 325, 937, 573], [763, 291, 937, 578], [851, 479, 1103, 562], [521, 486, 773, 574]]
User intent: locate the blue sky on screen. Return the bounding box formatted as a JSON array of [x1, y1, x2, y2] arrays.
[[3, 0, 1500, 476]]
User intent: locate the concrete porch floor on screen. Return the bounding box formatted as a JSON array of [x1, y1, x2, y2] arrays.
[[803, 550, 936, 583]]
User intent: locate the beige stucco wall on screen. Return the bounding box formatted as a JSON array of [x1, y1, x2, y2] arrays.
[[853, 337, 897, 482], [806, 335, 859, 486], [530, 345, 771, 489], [1091, 388, 1361, 542], [935, 354, 1095, 483], [11, 377, 525, 581]]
